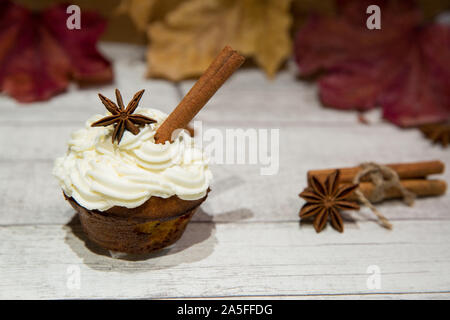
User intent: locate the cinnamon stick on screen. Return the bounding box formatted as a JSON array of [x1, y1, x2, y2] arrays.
[[348, 179, 447, 202], [308, 160, 445, 183], [154, 46, 245, 143]]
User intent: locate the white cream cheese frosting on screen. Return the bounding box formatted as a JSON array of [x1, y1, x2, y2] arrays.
[[53, 108, 212, 211]]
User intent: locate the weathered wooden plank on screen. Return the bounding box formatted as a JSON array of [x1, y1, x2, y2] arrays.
[[178, 61, 383, 125], [0, 124, 448, 225], [181, 292, 450, 299], [3, 121, 446, 162], [1, 220, 449, 299]]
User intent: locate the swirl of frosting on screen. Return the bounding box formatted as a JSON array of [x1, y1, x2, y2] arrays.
[[53, 108, 212, 211]]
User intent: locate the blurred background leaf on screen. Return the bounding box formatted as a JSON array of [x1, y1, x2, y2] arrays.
[[0, 1, 113, 102], [16, 0, 146, 43], [417, 0, 450, 20], [15, 0, 450, 82], [116, 0, 182, 31], [291, 0, 335, 36], [17, 0, 450, 44], [146, 0, 292, 81]]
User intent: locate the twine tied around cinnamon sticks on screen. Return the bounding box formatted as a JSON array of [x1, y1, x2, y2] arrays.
[[352, 162, 417, 230]]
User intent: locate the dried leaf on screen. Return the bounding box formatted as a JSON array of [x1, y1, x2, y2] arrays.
[[117, 0, 182, 31], [291, 0, 336, 35], [420, 122, 450, 147], [0, 0, 112, 102], [294, 0, 450, 127], [146, 0, 292, 81], [416, 0, 450, 20], [117, 0, 156, 31]]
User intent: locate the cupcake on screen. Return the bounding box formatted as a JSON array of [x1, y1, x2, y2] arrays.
[[53, 89, 212, 254], [54, 45, 244, 255]]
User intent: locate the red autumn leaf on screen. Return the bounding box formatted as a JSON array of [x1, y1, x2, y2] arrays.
[[0, 0, 113, 103], [294, 0, 450, 127]]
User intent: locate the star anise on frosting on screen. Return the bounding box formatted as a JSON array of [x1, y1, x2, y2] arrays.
[[420, 122, 450, 147], [299, 170, 360, 233], [91, 89, 157, 144]]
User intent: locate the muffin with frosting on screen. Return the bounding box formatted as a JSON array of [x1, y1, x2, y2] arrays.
[[53, 89, 212, 254]]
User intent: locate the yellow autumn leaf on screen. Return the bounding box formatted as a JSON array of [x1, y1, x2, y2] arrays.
[[117, 0, 183, 31], [117, 0, 155, 31], [147, 0, 292, 81]]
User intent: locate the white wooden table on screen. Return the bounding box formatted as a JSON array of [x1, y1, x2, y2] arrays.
[[1, 43, 449, 299]]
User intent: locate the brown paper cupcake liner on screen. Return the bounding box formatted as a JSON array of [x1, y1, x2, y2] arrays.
[[66, 196, 202, 254]]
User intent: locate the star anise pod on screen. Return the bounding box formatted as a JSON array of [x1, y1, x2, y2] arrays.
[[420, 122, 450, 147], [299, 170, 360, 233], [91, 89, 157, 144]]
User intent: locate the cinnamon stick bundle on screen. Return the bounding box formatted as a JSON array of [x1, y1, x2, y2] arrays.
[[308, 160, 444, 183], [155, 46, 245, 144], [308, 160, 446, 201]]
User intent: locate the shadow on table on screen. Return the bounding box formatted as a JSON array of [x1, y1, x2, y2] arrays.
[[299, 211, 358, 231], [63, 206, 253, 272]]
